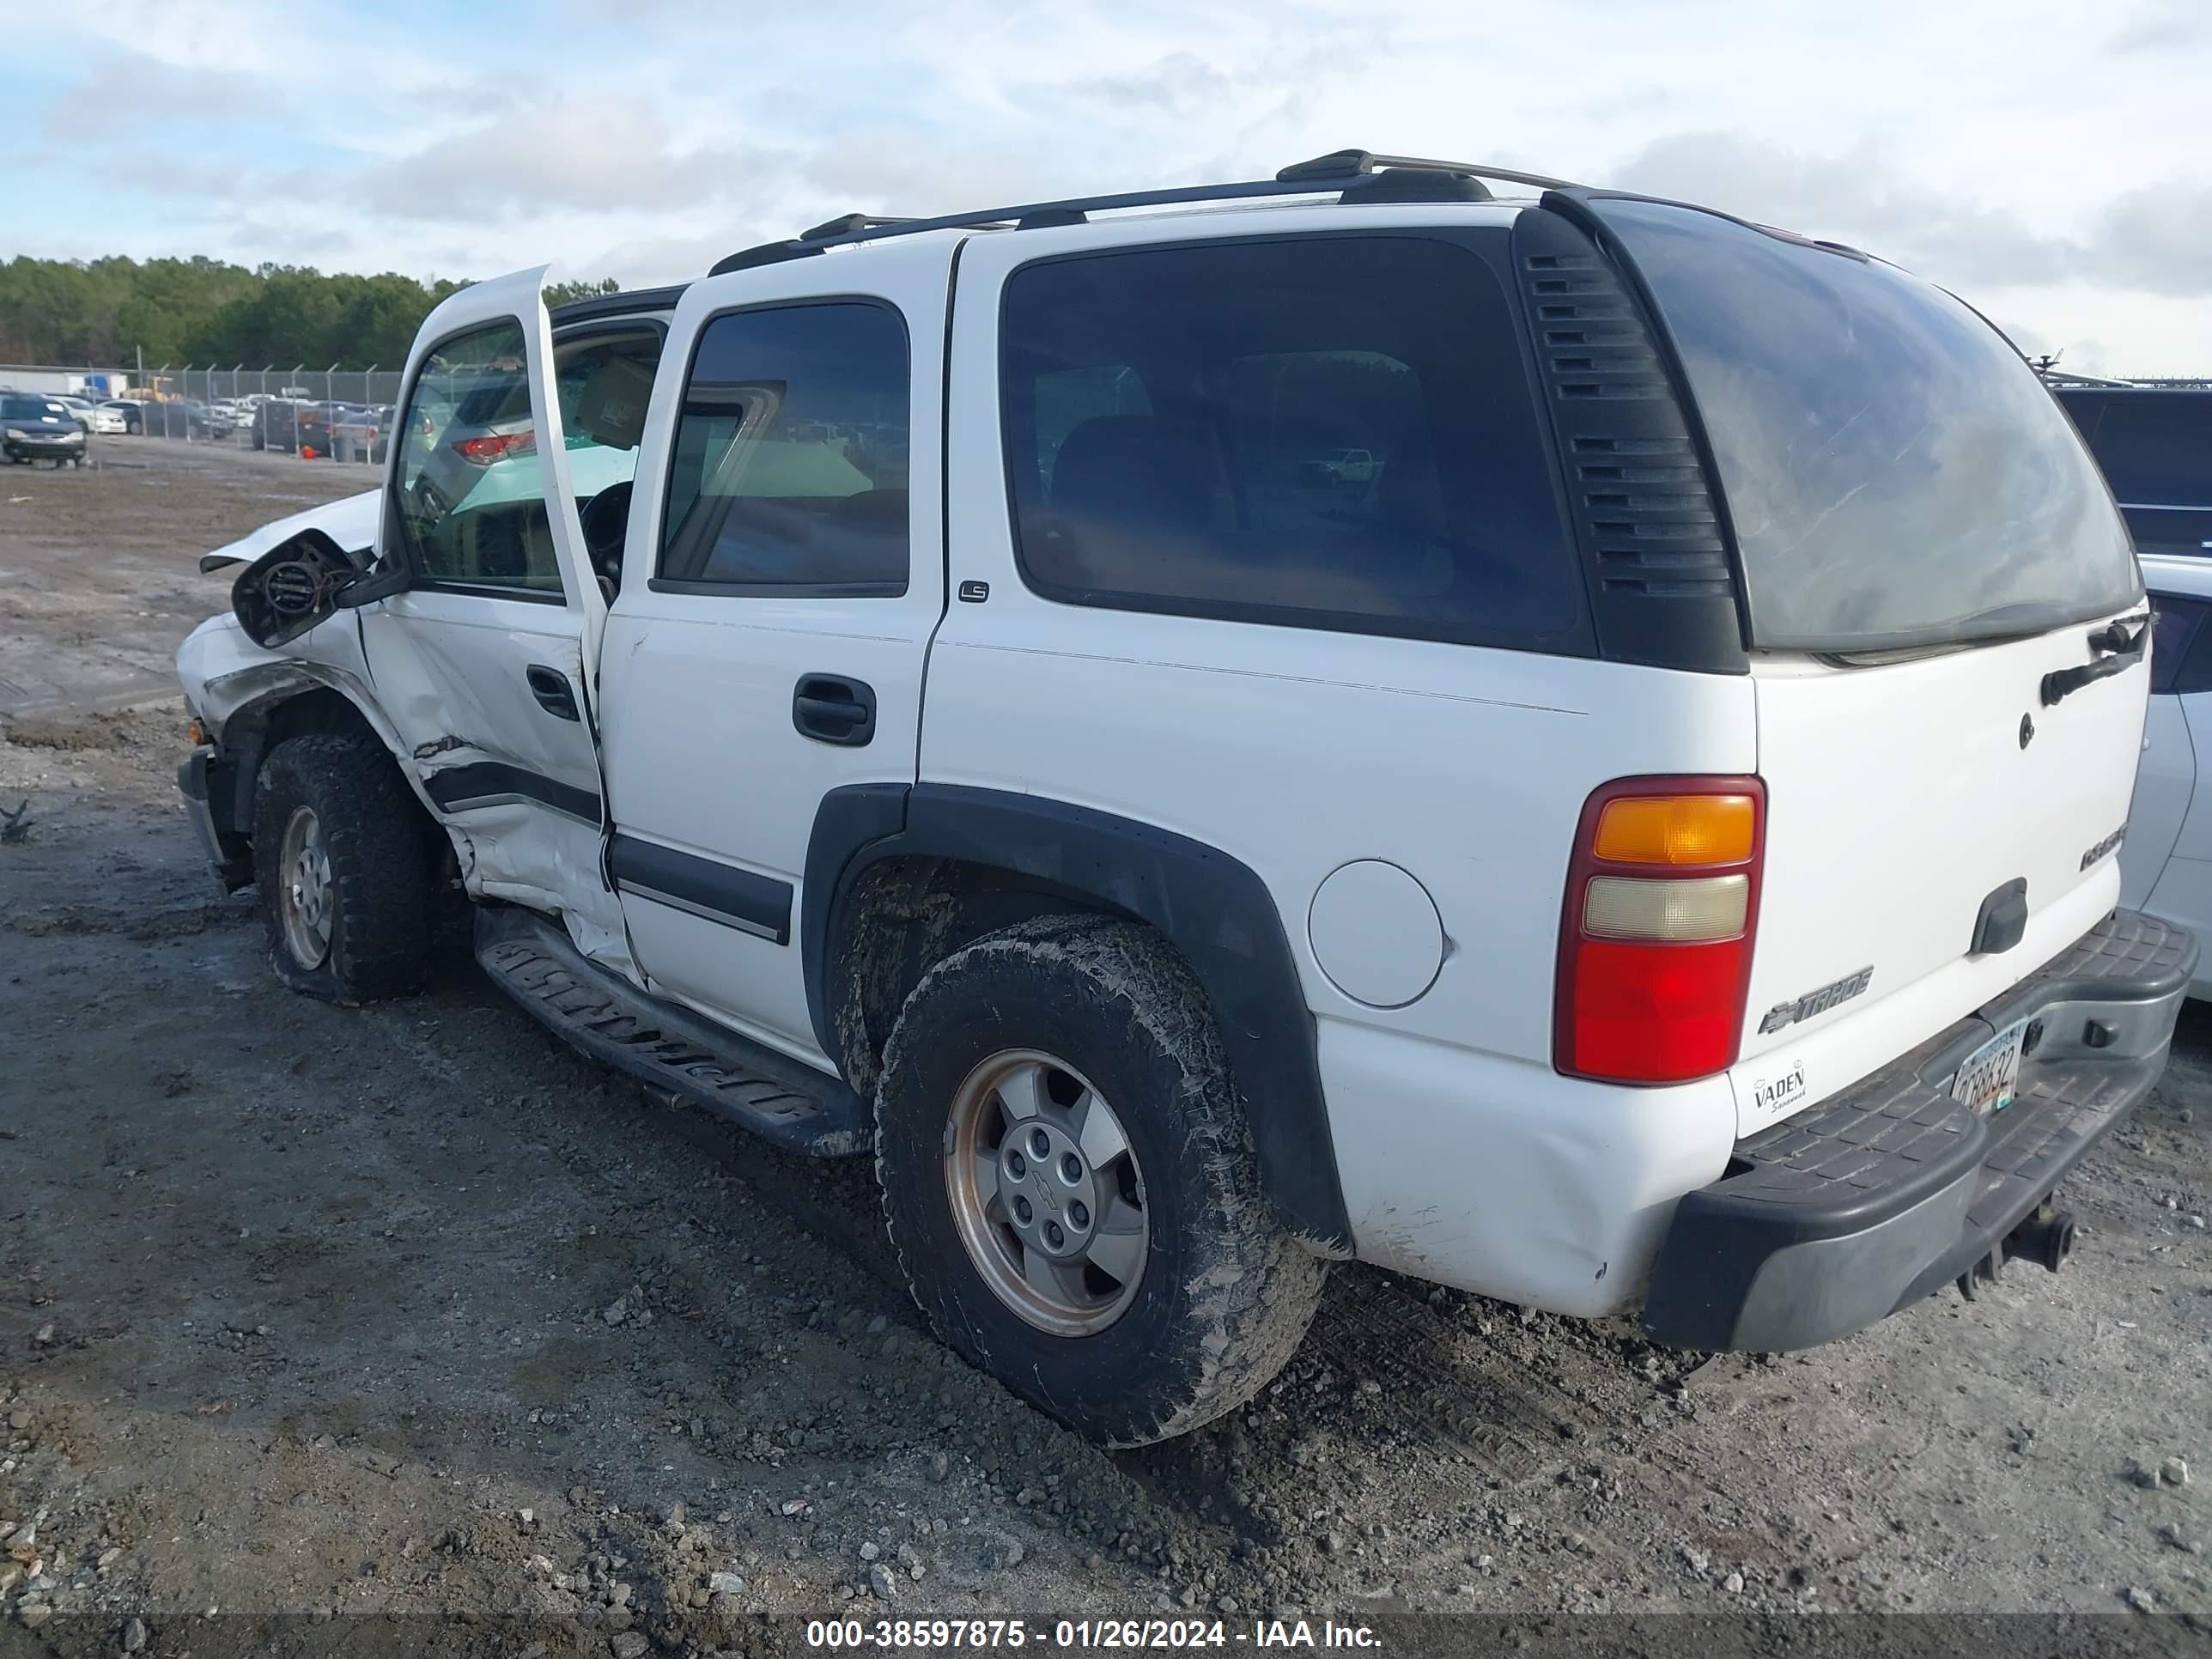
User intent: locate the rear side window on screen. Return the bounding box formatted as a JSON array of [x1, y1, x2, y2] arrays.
[[1000, 235, 1584, 648], [2151, 593, 2212, 695], [658, 301, 910, 594], [2078, 396, 2212, 507], [1594, 198, 2140, 653]]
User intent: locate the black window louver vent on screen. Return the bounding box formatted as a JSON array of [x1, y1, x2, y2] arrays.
[[1511, 209, 1747, 672], [1522, 251, 1729, 598]]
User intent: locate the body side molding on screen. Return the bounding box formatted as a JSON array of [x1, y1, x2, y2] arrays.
[[609, 833, 794, 945], [425, 763, 603, 827]]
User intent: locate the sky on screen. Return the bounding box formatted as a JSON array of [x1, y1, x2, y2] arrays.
[[5, 0, 2209, 374]]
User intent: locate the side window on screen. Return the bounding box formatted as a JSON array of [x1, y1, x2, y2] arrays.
[[2088, 399, 2212, 506], [2155, 593, 2212, 695], [1036, 364, 1150, 483], [998, 235, 1583, 647], [556, 327, 664, 496], [658, 301, 910, 594], [392, 320, 563, 594]]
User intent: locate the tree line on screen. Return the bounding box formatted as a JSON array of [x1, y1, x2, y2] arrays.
[[0, 256, 620, 370]]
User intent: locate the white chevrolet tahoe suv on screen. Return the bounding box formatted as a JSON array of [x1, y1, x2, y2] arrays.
[[174, 151, 2191, 1446]]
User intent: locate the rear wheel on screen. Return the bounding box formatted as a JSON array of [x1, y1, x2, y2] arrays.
[[251, 734, 432, 1003], [875, 915, 1325, 1444]]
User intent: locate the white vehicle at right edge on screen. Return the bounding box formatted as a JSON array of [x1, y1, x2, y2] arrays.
[[2118, 550, 2212, 989], [174, 150, 2185, 1445]]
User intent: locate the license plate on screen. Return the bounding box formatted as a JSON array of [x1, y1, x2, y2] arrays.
[[1952, 1018, 2030, 1115]]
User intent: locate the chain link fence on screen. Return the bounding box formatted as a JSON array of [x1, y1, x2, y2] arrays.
[[0, 362, 406, 464]]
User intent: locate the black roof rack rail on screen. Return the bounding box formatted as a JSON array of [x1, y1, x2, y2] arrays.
[[710, 240, 818, 276], [548, 283, 689, 325], [706, 148, 1583, 276], [1273, 148, 1583, 192], [799, 213, 912, 242]]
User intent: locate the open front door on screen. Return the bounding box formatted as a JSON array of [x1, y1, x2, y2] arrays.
[[352, 266, 631, 969]]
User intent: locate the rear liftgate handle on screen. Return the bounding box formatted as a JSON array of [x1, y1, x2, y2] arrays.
[[792, 673, 877, 746]]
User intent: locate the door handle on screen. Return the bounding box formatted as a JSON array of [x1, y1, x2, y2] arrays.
[[526, 665, 580, 722], [792, 673, 876, 746]]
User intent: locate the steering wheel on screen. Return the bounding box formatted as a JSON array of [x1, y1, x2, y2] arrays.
[[579, 482, 634, 592]]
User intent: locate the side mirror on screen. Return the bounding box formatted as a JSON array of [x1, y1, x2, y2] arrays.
[[230, 529, 391, 648]]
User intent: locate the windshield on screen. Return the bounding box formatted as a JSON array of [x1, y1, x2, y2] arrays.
[[1590, 197, 2140, 652], [2, 397, 65, 420]]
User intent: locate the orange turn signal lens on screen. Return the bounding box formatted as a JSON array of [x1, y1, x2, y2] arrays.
[[1591, 794, 1756, 867], [186, 718, 206, 745]]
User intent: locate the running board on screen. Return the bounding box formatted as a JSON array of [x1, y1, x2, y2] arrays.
[[474, 905, 867, 1157]]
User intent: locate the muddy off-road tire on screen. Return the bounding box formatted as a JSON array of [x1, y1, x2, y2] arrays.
[[876, 915, 1326, 1445], [251, 734, 431, 1004]]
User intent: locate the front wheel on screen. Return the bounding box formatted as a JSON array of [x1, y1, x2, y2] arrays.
[[250, 734, 433, 1003], [875, 915, 1326, 1445]]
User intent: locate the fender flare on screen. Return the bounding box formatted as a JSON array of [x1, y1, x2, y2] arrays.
[[198, 659, 417, 834], [805, 782, 1352, 1251], [203, 658, 403, 748]]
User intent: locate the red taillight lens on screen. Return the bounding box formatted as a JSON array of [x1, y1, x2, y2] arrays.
[[453, 429, 535, 465], [1568, 939, 1750, 1080], [1554, 776, 1765, 1085]]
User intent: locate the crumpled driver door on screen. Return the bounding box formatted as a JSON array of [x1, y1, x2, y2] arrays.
[[353, 265, 629, 971]]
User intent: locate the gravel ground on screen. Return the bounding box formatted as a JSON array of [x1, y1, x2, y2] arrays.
[[1, 445, 2208, 1656]]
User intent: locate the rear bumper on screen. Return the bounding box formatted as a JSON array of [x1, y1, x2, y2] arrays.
[[1642, 908, 2195, 1351]]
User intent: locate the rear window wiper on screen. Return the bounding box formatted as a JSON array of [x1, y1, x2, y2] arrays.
[[2087, 612, 2150, 654], [2041, 614, 2149, 706]]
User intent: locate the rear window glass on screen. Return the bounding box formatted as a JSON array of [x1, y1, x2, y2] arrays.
[[1000, 235, 1583, 648], [1595, 198, 2139, 652]]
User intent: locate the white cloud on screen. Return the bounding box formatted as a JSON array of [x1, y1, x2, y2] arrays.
[[8, 0, 2212, 368]]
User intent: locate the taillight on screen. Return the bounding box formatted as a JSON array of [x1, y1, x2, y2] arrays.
[[1554, 777, 1765, 1084], [453, 429, 535, 465]]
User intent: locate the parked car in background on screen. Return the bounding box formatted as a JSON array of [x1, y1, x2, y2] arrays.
[[252, 398, 338, 455], [103, 398, 145, 434], [2055, 387, 2212, 558], [1297, 446, 1377, 486], [329, 403, 392, 464], [2121, 550, 2212, 998], [53, 394, 127, 435], [2, 392, 89, 465], [142, 399, 219, 441]]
